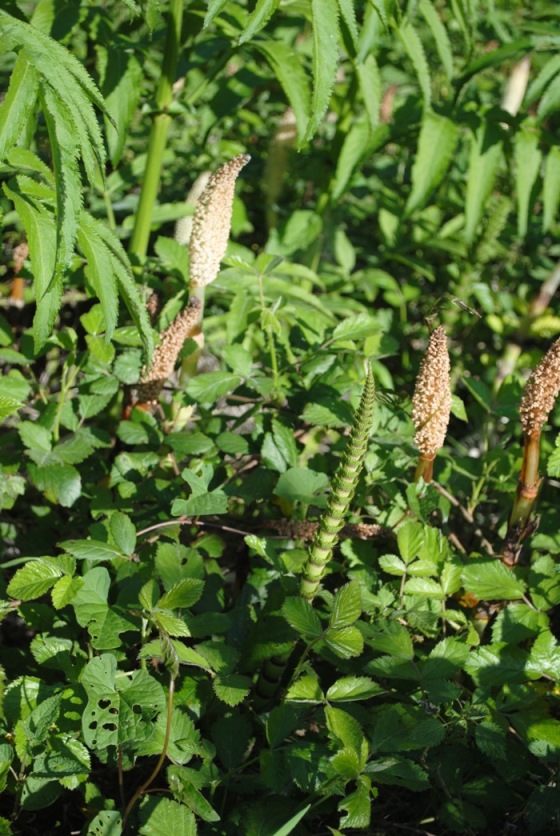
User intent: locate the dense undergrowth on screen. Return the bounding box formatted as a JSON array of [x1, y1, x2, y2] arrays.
[[1, 1, 560, 834]]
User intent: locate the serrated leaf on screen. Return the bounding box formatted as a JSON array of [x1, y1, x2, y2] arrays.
[[405, 113, 459, 215], [81, 654, 166, 750], [397, 521, 424, 563], [213, 673, 251, 706], [80, 212, 153, 363], [274, 467, 329, 504], [138, 796, 196, 836], [543, 146, 560, 232], [3, 181, 60, 351], [325, 705, 365, 752], [356, 53, 381, 133], [399, 19, 431, 109], [337, 0, 359, 51], [538, 71, 560, 122], [152, 611, 191, 637], [204, 0, 228, 27], [282, 597, 323, 639], [167, 769, 220, 822], [110, 512, 136, 555], [326, 676, 382, 702], [97, 45, 143, 166], [515, 125, 542, 238], [0, 11, 108, 186], [339, 775, 371, 828], [139, 579, 160, 612], [330, 581, 362, 628], [41, 84, 82, 284], [324, 625, 364, 659], [72, 567, 138, 649], [255, 41, 310, 144], [239, 0, 280, 44], [332, 312, 377, 343], [171, 491, 228, 517], [158, 579, 205, 610], [465, 119, 504, 244], [0, 51, 38, 162], [378, 553, 407, 576], [60, 540, 122, 562], [419, 0, 453, 80], [306, 0, 339, 140], [77, 216, 119, 343], [462, 560, 526, 601], [7, 559, 63, 601], [331, 118, 371, 202], [51, 575, 82, 609], [186, 371, 242, 403], [285, 673, 324, 702], [403, 577, 444, 599]]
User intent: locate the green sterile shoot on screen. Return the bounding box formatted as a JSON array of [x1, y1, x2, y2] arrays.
[[254, 366, 375, 706], [508, 336, 560, 541], [299, 365, 375, 602], [129, 0, 184, 261]]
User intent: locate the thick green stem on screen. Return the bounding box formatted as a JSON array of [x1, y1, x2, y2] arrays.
[[129, 0, 183, 260], [299, 367, 375, 602], [508, 431, 542, 534]]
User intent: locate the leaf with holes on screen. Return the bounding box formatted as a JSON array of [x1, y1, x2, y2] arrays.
[[81, 654, 166, 753]]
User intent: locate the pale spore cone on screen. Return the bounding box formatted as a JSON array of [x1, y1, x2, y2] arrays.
[[136, 298, 201, 403], [189, 154, 251, 289], [412, 326, 452, 460], [519, 337, 560, 437]]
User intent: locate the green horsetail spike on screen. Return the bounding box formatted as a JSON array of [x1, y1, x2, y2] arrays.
[[299, 365, 375, 602]]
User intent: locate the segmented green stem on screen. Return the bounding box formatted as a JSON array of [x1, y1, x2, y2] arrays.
[[300, 366, 375, 601], [253, 367, 375, 707]]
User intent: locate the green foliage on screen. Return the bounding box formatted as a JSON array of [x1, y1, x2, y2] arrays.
[[2, 1, 560, 834]]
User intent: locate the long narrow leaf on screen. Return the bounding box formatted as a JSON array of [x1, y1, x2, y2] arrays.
[[204, 0, 228, 28], [514, 125, 542, 238], [41, 85, 82, 281], [0, 10, 107, 185], [543, 146, 560, 233], [526, 54, 560, 107], [0, 51, 38, 162], [537, 72, 560, 122], [96, 45, 143, 167], [306, 0, 340, 140], [255, 41, 310, 144], [464, 119, 504, 245], [83, 214, 154, 362], [3, 181, 60, 350], [77, 215, 119, 342], [239, 0, 280, 44], [398, 19, 431, 110], [405, 112, 459, 216], [337, 0, 359, 54], [356, 53, 381, 131], [419, 0, 453, 80]]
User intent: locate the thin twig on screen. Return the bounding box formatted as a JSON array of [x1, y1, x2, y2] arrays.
[[121, 676, 175, 832]]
